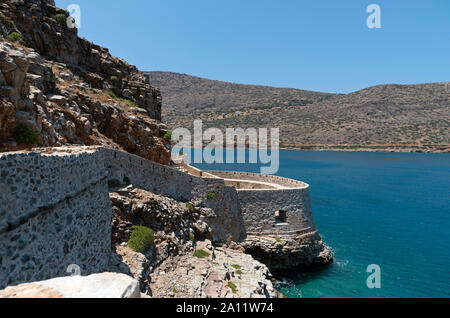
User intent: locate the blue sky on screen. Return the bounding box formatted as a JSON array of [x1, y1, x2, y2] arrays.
[[55, 0, 449, 93]]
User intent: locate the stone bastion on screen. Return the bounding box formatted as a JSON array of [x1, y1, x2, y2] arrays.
[[202, 170, 317, 237], [175, 162, 318, 236], [0, 146, 320, 288]]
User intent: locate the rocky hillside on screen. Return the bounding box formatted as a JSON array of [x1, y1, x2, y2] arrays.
[[0, 0, 170, 164], [148, 72, 449, 152], [109, 186, 277, 298]]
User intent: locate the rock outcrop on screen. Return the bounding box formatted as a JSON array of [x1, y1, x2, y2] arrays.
[[0, 273, 141, 298], [109, 187, 276, 298], [150, 241, 276, 298], [241, 234, 333, 272], [0, 0, 170, 164]]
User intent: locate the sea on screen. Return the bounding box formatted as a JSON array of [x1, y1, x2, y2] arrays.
[[192, 150, 450, 298]]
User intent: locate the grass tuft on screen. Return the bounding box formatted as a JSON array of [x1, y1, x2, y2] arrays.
[[7, 32, 26, 46], [193, 249, 210, 259], [164, 130, 172, 140], [55, 14, 68, 28], [127, 225, 154, 253], [0, 13, 15, 28], [14, 125, 38, 146], [227, 282, 237, 294], [110, 76, 119, 84]]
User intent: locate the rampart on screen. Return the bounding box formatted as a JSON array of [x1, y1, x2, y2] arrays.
[[103, 148, 246, 243], [205, 171, 317, 236], [0, 147, 112, 289], [0, 146, 318, 288]]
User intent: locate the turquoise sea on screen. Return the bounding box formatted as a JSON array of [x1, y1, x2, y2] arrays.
[[194, 150, 450, 298]]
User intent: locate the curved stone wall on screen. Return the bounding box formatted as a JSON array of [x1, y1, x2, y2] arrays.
[[0, 146, 319, 288], [205, 170, 308, 189], [206, 170, 317, 236]]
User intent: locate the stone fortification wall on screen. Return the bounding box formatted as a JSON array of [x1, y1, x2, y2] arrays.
[[0, 146, 247, 289], [236, 188, 317, 236], [206, 171, 316, 236], [0, 147, 112, 289], [0, 146, 319, 289], [103, 149, 246, 243], [205, 170, 307, 189]]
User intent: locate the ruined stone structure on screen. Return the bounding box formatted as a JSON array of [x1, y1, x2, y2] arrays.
[[204, 171, 317, 237], [0, 146, 330, 288]]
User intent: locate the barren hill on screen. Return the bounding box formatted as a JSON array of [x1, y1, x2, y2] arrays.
[[147, 72, 450, 152]]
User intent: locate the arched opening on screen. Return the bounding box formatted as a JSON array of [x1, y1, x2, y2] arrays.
[[275, 210, 287, 224]]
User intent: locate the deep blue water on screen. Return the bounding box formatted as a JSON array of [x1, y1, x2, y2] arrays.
[[193, 150, 450, 298]]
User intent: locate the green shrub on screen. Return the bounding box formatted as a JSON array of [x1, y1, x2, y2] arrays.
[[124, 99, 137, 108], [110, 76, 119, 84], [186, 202, 194, 212], [274, 237, 281, 243], [7, 32, 26, 46], [206, 192, 216, 200], [231, 264, 241, 270], [193, 249, 210, 259], [235, 270, 243, 275], [189, 232, 195, 243], [127, 226, 154, 253], [105, 90, 138, 108], [123, 176, 131, 185], [55, 14, 68, 28], [14, 125, 39, 146], [0, 13, 15, 28], [164, 130, 172, 140], [173, 287, 179, 294], [227, 282, 237, 294], [106, 90, 117, 99]]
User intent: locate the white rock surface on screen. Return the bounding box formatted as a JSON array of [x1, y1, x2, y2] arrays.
[[0, 273, 141, 298]]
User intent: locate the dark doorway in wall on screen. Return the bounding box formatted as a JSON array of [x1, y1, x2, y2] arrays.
[[275, 210, 287, 224]]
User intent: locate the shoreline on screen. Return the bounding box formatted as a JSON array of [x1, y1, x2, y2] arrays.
[[279, 146, 450, 154], [188, 145, 450, 154]]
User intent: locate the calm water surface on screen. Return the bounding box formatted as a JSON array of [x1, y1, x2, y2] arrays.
[[194, 150, 450, 298]]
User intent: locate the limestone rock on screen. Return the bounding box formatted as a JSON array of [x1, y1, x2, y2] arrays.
[[0, 0, 171, 164], [149, 242, 277, 298], [0, 273, 141, 298], [241, 233, 334, 271]]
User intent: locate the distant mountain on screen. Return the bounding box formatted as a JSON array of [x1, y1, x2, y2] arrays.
[[147, 71, 450, 152]]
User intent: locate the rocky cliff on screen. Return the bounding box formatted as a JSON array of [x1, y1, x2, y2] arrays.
[[0, 1, 332, 298], [0, 0, 170, 164]]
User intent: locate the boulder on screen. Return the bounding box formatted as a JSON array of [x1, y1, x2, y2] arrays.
[[0, 273, 141, 298]]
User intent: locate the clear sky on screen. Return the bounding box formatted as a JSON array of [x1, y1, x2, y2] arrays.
[[55, 0, 449, 93]]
